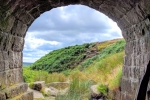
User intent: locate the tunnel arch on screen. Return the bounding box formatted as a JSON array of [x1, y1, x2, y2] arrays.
[[0, 0, 150, 100]]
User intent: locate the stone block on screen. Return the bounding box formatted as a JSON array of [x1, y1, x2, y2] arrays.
[[20, 91, 33, 100], [121, 78, 132, 94], [130, 66, 140, 80], [0, 61, 5, 72], [131, 81, 138, 96], [15, 91, 33, 100], [122, 66, 131, 78], [124, 55, 132, 66], [117, 16, 132, 30], [122, 92, 133, 100], [15, 68, 23, 83], [5, 60, 9, 70], [139, 38, 148, 53], [3, 83, 28, 99], [0, 51, 3, 61], [0, 60, 10, 71], [124, 41, 134, 55], [122, 29, 134, 42], [12, 36, 24, 52], [0, 92, 6, 100], [0, 71, 7, 90], [139, 0, 150, 15], [5, 68, 23, 87], [11, 20, 28, 37], [29, 8, 40, 19], [99, 4, 119, 21], [127, 8, 141, 24], [14, 52, 22, 68], [121, 78, 139, 97], [6, 70, 16, 86], [5, 16, 15, 32], [135, 4, 146, 21], [18, 12, 34, 25], [0, 33, 10, 51], [8, 51, 14, 69], [2, 51, 9, 60], [7, 51, 22, 69]]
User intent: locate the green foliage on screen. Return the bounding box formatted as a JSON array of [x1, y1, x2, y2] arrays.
[[96, 52, 124, 73], [23, 67, 67, 83], [82, 51, 124, 87], [23, 39, 126, 100], [30, 39, 125, 73], [77, 40, 125, 70], [97, 84, 108, 95], [30, 43, 95, 73], [56, 78, 93, 100]]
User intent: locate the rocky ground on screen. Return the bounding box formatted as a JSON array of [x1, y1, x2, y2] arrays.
[[28, 81, 106, 100]]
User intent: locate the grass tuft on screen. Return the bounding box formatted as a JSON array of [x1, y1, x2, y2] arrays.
[[97, 84, 108, 95]]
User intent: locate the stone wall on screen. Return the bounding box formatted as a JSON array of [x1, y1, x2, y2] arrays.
[[0, 0, 150, 99], [122, 18, 150, 99]]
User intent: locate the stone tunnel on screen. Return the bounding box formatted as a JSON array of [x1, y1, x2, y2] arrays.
[[0, 0, 150, 100]]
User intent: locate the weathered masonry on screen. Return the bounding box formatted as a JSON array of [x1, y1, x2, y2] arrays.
[[0, 0, 150, 100]]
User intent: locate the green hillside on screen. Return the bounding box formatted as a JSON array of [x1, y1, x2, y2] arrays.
[[30, 39, 124, 73], [23, 39, 126, 99]]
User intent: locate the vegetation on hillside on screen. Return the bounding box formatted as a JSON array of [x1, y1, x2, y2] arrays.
[[23, 67, 67, 83], [76, 40, 125, 71], [30, 43, 95, 72], [30, 39, 123, 73], [23, 39, 126, 100]]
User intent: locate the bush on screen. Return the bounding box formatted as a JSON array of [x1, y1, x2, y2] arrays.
[[23, 67, 67, 83], [97, 84, 108, 95], [77, 40, 125, 70], [30, 43, 95, 73]]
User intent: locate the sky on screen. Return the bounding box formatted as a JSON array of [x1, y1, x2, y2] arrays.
[[23, 5, 122, 63]]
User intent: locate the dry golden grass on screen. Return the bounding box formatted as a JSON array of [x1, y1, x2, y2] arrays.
[[79, 51, 125, 89], [46, 72, 67, 83], [96, 38, 123, 51]]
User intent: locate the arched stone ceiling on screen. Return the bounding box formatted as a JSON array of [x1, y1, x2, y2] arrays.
[[0, 0, 150, 100]]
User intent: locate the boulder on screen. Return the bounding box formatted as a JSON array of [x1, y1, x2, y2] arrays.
[[32, 81, 45, 91], [90, 85, 102, 98], [28, 88, 44, 99], [90, 85, 106, 100], [46, 86, 68, 96]]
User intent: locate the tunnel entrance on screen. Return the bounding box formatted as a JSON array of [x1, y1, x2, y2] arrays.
[[0, 0, 150, 100], [23, 5, 124, 99]]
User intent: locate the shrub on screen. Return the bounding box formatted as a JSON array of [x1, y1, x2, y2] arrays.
[[23, 67, 67, 83], [97, 84, 108, 95]]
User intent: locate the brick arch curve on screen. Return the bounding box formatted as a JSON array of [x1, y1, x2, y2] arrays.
[[0, 0, 150, 100]]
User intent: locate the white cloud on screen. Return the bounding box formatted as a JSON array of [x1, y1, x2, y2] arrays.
[[23, 5, 123, 63], [24, 32, 60, 50], [23, 50, 51, 63]]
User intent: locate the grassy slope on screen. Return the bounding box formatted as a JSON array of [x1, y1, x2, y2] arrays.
[[23, 39, 126, 99], [30, 39, 123, 73]]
